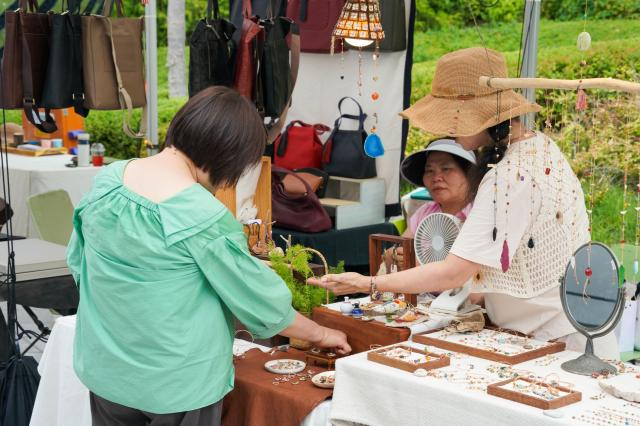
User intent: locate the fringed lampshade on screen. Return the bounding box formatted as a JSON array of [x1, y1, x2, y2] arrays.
[[332, 0, 385, 48]]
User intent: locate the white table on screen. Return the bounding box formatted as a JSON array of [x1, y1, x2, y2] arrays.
[[30, 316, 331, 426], [5, 154, 101, 238], [330, 339, 636, 426]]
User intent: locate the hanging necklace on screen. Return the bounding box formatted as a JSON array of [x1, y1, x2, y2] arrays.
[[364, 43, 384, 158], [499, 102, 515, 273]]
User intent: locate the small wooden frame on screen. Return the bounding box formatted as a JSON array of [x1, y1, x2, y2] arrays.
[[487, 377, 582, 410], [369, 234, 417, 306], [367, 344, 450, 373], [305, 348, 340, 370], [412, 327, 566, 365]]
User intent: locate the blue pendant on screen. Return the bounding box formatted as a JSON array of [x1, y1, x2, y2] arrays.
[[364, 133, 385, 158]]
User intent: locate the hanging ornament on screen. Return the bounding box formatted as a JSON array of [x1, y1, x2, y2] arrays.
[[527, 237, 535, 249], [364, 114, 384, 158], [371, 92, 380, 101], [584, 267, 593, 277], [492, 227, 498, 242], [577, 31, 592, 51], [576, 89, 588, 111], [500, 240, 510, 273]]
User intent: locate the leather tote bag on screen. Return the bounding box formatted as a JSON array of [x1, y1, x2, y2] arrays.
[[188, 0, 236, 97], [286, 0, 346, 53], [41, 0, 88, 117], [322, 97, 376, 179], [363, 0, 406, 52], [272, 166, 332, 233], [230, 0, 285, 43], [1, 0, 57, 133], [233, 0, 263, 101], [273, 120, 329, 170]]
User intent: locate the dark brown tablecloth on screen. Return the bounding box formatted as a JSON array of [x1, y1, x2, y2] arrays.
[[222, 348, 332, 426]]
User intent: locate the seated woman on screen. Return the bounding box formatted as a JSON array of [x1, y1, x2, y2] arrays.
[[384, 139, 476, 266], [67, 86, 350, 426]]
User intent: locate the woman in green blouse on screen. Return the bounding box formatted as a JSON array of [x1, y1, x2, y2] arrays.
[[67, 86, 350, 425]]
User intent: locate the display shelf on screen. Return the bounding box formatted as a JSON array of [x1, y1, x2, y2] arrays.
[[487, 376, 582, 410]]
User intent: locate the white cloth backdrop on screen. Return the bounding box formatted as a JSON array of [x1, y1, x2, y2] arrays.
[[30, 316, 331, 426], [3, 154, 100, 238], [286, 0, 413, 209]]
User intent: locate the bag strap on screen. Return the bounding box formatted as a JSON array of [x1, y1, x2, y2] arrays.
[[265, 20, 300, 144], [334, 97, 367, 131], [19, 13, 58, 134], [19, 0, 37, 13], [106, 19, 146, 138], [207, 0, 220, 21], [67, 15, 89, 117], [242, 0, 252, 18], [102, 0, 124, 17], [299, 0, 308, 21]]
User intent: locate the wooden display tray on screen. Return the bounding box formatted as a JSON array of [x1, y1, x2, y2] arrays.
[[367, 344, 450, 373], [487, 377, 582, 410], [312, 306, 410, 354], [369, 234, 417, 306], [5, 146, 67, 156], [412, 327, 566, 365]]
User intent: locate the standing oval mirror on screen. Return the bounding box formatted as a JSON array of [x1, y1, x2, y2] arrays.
[[560, 242, 624, 376]]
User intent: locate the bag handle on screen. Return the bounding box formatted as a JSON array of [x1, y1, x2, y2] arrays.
[[334, 96, 367, 131], [275, 121, 329, 158], [102, 0, 124, 17], [298, 0, 308, 21], [265, 20, 300, 144], [18, 0, 38, 13], [207, 0, 220, 20], [272, 165, 314, 198], [242, 0, 252, 18], [19, 14, 58, 134], [67, 15, 89, 117], [106, 19, 147, 138]]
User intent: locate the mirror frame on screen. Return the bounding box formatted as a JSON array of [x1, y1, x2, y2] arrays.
[[559, 241, 624, 376]]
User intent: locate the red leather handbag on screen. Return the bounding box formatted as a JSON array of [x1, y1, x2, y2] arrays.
[[274, 121, 330, 170], [272, 166, 332, 233], [286, 0, 346, 53], [233, 0, 263, 101]]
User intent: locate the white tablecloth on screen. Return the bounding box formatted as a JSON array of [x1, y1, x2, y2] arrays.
[[330, 340, 636, 426], [5, 154, 101, 238], [30, 315, 330, 426]]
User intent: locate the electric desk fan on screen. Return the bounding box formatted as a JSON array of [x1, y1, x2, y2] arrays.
[[414, 213, 480, 315]]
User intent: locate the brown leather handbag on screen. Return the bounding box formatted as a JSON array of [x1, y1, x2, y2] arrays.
[[233, 0, 263, 101], [81, 0, 146, 137], [1, 0, 57, 133], [272, 166, 332, 233]]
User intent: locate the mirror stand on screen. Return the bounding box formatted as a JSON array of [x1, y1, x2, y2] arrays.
[[560, 333, 617, 376]]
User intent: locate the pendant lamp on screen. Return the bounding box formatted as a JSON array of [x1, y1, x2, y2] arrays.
[[332, 0, 385, 48]]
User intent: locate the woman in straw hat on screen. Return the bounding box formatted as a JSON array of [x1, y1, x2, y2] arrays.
[[309, 47, 617, 357]]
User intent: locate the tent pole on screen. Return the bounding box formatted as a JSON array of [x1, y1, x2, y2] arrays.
[[520, 0, 541, 129], [145, 0, 159, 153]]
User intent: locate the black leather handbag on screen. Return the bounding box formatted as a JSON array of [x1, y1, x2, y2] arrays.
[[364, 0, 406, 52], [322, 97, 376, 179], [188, 0, 237, 97], [41, 0, 88, 117]]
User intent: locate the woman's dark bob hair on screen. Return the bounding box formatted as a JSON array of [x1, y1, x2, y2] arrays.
[[164, 86, 267, 189]]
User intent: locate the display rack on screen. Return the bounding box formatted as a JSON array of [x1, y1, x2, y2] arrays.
[[367, 344, 449, 373], [369, 234, 417, 306], [487, 376, 582, 410]]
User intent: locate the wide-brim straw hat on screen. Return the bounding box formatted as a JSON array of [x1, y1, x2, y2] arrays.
[[400, 47, 541, 137], [401, 139, 477, 187]]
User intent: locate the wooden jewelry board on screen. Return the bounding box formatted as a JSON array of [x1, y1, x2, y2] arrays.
[[367, 344, 450, 373], [412, 327, 566, 365], [369, 234, 417, 306], [487, 377, 582, 410]]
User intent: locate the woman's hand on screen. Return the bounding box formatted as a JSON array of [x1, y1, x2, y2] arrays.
[[307, 272, 370, 295], [314, 327, 352, 355]]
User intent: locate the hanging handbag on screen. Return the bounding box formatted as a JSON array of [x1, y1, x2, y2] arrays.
[[286, 0, 346, 53], [233, 0, 263, 101], [322, 97, 376, 179], [230, 0, 286, 43], [258, 14, 300, 143], [272, 166, 332, 233], [188, 0, 236, 97], [1, 0, 57, 133], [41, 0, 88, 117], [81, 0, 146, 137], [363, 0, 406, 52], [273, 120, 329, 170]]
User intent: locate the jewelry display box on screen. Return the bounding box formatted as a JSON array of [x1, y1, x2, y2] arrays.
[[487, 377, 582, 410], [412, 327, 566, 365], [367, 344, 450, 373]]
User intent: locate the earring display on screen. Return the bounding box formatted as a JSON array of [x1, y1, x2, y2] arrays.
[[367, 344, 450, 373], [413, 327, 565, 365], [487, 376, 582, 410], [264, 359, 307, 375]]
